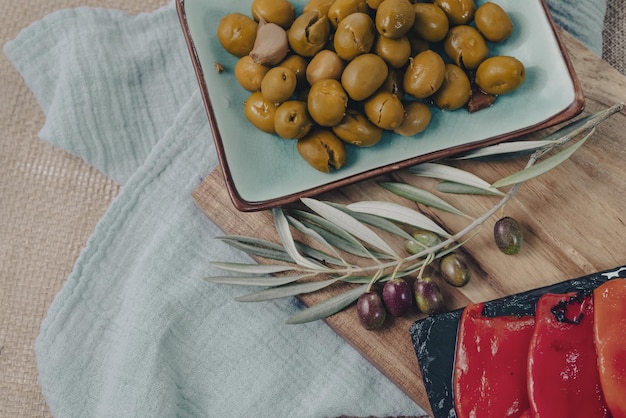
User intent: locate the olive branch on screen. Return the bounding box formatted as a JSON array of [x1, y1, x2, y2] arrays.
[[205, 103, 624, 325]]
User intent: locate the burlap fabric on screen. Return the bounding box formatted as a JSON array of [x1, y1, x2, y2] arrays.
[[0, 0, 623, 416]]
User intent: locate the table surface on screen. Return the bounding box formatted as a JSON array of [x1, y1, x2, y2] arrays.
[[193, 29, 626, 415]]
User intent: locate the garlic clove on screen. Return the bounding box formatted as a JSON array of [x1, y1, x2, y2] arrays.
[[249, 19, 289, 66]]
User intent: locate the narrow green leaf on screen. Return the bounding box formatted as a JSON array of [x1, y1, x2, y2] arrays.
[[347, 201, 451, 238], [295, 241, 345, 267], [273, 208, 324, 270], [210, 262, 296, 275], [436, 181, 503, 195], [235, 278, 339, 302], [380, 181, 471, 218], [217, 236, 293, 263], [287, 215, 345, 263], [491, 132, 592, 188], [286, 284, 368, 324], [454, 140, 554, 160], [408, 162, 505, 196], [326, 202, 415, 241], [302, 198, 399, 257], [204, 274, 314, 287]]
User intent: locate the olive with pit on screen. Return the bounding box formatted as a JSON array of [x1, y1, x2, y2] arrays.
[[243, 91, 278, 134], [307, 79, 348, 126], [403, 49, 446, 99], [394, 100, 431, 136], [475, 56, 525, 95], [411, 3, 449, 43], [375, 36, 411, 69], [375, 0, 415, 39], [332, 109, 383, 147], [274, 100, 313, 139], [288, 11, 331, 57], [443, 25, 488, 70], [306, 50, 345, 85], [433, 0, 475, 26], [260, 67, 297, 104], [364, 91, 405, 130], [432, 63, 471, 110], [474, 2, 513, 42], [303, 0, 335, 17], [341, 53, 388, 101], [217, 13, 258, 58], [251, 0, 295, 29], [234, 55, 270, 92], [327, 0, 371, 28], [297, 129, 347, 172], [439, 253, 471, 287], [493, 216, 523, 255], [333, 12, 376, 61]]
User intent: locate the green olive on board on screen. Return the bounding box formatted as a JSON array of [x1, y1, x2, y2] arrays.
[[243, 91, 278, 134], [475, 56, 526, 95], [251, 0, 295, 29], [297, 129, 347, 172], [307, 79, 348, 126], [274, 100, 313, 139], [288, 11, 331, 57], [306, 50, 345, 85], [341, 53, 389, 101], [333, 12, 376, 60], [394, 100, 431, 136], [364, 91, 405, 130], [493, 216, 523, 255], [375, 35, 412, 69], [474, 2, 513, 42], [260, 67, 297, 104], [433, 0, 476, 26], [327, 0, 371, 28], [332, 109, 384, 146], [440, 252, 471, 287], [375, 0, 415, 39], [443, 25, 488, 70], [403, 49, 446, 99], [217, 13, 258, 58], [432, 63, 471, 110], [234, 55, 270, 92], [411, 3, 449, 43]]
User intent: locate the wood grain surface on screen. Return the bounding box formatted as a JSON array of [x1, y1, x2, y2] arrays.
[[192, 30, 626, 415]]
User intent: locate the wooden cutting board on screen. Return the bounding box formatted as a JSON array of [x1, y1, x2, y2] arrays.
[[193, 30, 626, 415]]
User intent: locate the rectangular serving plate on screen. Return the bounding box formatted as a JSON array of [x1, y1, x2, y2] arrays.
[[177, 0, 584, 211]]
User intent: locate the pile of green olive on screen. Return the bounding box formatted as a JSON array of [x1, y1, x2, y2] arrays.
[[217, 0, 526, 173]]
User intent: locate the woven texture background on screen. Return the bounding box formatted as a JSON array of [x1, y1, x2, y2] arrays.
[[0, 0, 623, 416]]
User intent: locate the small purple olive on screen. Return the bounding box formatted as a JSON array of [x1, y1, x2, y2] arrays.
[[382, 278, 413, 317], [494, 216, 523, 255], [357, 291, 387, 330]]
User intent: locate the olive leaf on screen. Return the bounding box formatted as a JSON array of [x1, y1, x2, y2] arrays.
[[379, 181, 472, 219], [408, 162, 505, 196], [285, 284, 368, 324], [205, 273, 316, 287], [436, 181, 502, 195], [273, 207, 326, 270], [454, 140, 555, 160], [209, 262, 296, 275], [325, 202, 415, 241], [216, 235, 293, 263], [235, 277, 340, 302]]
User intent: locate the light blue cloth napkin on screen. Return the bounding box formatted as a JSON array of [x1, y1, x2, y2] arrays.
[[4, 1, 606, 417]]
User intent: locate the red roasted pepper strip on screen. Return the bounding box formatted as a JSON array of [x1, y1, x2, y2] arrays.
[[594, 279, 626, 418], [453, 302, 535, 418], [527, 292, 610, 418]]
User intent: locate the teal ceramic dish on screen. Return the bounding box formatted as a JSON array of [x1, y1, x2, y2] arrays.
[[177, 0, 584, 211]]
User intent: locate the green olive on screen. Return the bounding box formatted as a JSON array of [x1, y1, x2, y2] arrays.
[[333, 12, 376, 61], [332, 109, 384, 147], [307, 79, 348, 126], [306, 50, 345, 85], [375, 0, 415, 39], [260, 67, 297, 104], [364, 91, 405, 130], [341, 53, 388, 101], [217, 13, 258, 58], [405, 229, 442, 254], [403, 49, 445, 99], [327, 0, 371, 28], [493, 216, 523, 255], [439, 253, 471, 287], [443, 25, 488, 70], [274, 100, 313, 139], [279, 55, 308, 89], [297, 129, 347, 172], [378, 68, 405, 97], [474, 2, 513, 42], [366, 0, 384, 9], [234, 55, 270, 92], [432, 63, 471, 110], [303, 0, 335, 17], [433, 0, 475, 26], [288, 11, 331, 57], [411, 3, 449, 43], [408, 36, 430, 57], [375, 36, 411, 69], [243, 91, 278, 133], [394, 100, 431, 136], [251, 0, 295, 29], [475, 56, 525, 95]]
